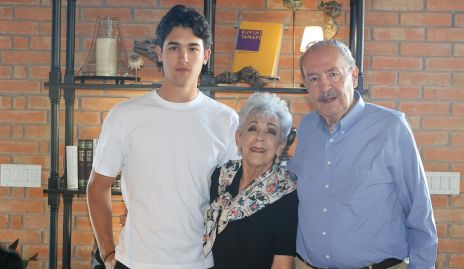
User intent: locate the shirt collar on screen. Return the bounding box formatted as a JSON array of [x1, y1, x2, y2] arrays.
[[317, 90, 365, 134]]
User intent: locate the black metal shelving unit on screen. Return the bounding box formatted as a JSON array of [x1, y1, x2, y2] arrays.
[[44, 1, 364, 268]]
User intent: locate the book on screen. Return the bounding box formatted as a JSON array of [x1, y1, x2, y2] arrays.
[[66, 146, 78, 189], [77, 139, 86, 190], [84, 139, 94, 187], [231, 21, 284, 77]]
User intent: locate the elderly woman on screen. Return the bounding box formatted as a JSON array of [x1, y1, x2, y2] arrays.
[[203, 93, 298, 269]]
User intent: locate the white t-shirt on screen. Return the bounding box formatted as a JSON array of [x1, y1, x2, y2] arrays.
[[93, 90, 239, 269]]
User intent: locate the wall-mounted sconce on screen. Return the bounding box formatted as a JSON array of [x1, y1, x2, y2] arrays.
[[300, 26, 324, 52], [319, 0, 342, 40]]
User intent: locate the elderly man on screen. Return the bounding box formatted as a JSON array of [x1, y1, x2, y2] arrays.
[[290, 40, 437, 269]]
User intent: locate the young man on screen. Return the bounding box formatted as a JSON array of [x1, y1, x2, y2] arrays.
[[87, 5, 238, 269], [290, 40, 437, 269]]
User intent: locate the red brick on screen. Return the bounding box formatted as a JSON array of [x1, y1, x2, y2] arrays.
[[30, 36, 51, 50], [428, 0, 464, 11], [414, 131, 449, 146], [0, 96, 11, 109], [452, 132, 464, 145], [134, 9, 169, 22], [80, 97, 127, 111], [0, 230, 42, 244], [29, 66, 50, 80], [160, 0, 203, 8], [0, 7, 13, 19], [15, 7, 51, 21], [218, 0, 267, 9], [23, 244, 49, 260], [13, 36, 29, 50], [451, 196, 464, 208], [452, 44, 464, 59], [14, 66, 27, 79], [372, 56, 422, 70], [25, 125, 49, 139], [364, 70, 397, 85], [399, 72, 450, 86], [0, 66, 12, 78], [9, 215, 22, 229], [0, 21, 39, 35], [431, 195, 450, 207], [13, 156, 49, 169], [0, 141, 39, 153], [365, 12, 398, 26], [439, 239, 464, 252], [0, 124, 11, 137], [2, 51, 49, 65], [80, 8, 133, 22], [71, 230, 94, 244], [24, 215, 48, 229], [0, 111, 47, 123], [449, 254, 464, 268], [401, 13, 451, 26], [453, 73, 464, 86], [370, 86, 420, 99], [365, 41, 398, 55], [427, 58, 464, 71], [14, 96, 27, 109], [0, 36, 12, 49], [0, 200, 44, 213], [373, 28, 425, 41], [0, 80, 41, 93], [0, 215, 8, 228], [423, 148, 464, 162], [428, 28, 464, 42], [450, 224, 464, 238], [457, 14, 464, 27], [12, 125, 23, 138], [28, 96, 50, 110], [424, 87, 464, 101], [400, 43, 451, 57], [373, 0, 423, 10], [399, 102, 449, 116]]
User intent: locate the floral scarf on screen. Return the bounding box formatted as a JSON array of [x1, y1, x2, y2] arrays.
[[203, 160, 296, 255]]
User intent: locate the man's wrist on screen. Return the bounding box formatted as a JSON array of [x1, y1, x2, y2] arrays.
[[103, 250, 115, 263]]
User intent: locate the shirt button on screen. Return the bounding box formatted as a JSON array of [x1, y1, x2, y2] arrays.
[[325, 184, 330, 188], [341, 131, 345, 134], [323, 208, 327, 212], [327, 161, 331, 165], [322, 231, 327, 235], [329, 138, 333, 142], [326, 255, 330, 259]]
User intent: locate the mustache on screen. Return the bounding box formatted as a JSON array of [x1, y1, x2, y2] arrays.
[[318, 89, 338, 102]]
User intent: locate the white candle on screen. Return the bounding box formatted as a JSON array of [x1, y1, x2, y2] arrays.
[[96, 37, 117, 76]]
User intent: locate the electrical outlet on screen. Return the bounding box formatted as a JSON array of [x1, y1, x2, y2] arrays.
[[426, 172, 460, 195], [0, 164, 41, 187]]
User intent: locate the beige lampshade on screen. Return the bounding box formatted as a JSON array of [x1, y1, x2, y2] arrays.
[[300, 26, 324, 52]]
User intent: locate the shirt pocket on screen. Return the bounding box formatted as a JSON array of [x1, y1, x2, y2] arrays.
[[339, 168, 395, 216]]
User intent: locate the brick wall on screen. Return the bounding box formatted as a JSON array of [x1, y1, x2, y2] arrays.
[[0, 0, 462, 268]]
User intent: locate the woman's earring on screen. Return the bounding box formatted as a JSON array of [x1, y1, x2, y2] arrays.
[[275, 155, 280, 165]]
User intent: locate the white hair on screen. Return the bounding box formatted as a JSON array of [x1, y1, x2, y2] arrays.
[[237, 92, 292, 143]]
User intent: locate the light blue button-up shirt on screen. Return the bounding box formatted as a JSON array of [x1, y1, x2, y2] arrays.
[[289, 91, 437, 269]]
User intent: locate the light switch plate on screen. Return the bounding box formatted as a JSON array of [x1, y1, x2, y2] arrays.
[[0, 164, 41, 187], [426, 172, 460, 195]]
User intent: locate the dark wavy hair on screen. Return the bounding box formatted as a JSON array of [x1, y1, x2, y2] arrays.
[[154, 4, 212, 67]]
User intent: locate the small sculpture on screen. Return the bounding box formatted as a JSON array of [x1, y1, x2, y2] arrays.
[[133, 39, 157, 63], [283, 0, 302, 11], [319, 1, 342, 40], [201, 66, 271, 88], [128, 53, 144, 83]]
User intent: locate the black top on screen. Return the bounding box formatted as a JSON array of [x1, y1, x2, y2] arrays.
[[209, 166, 298, 269]]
